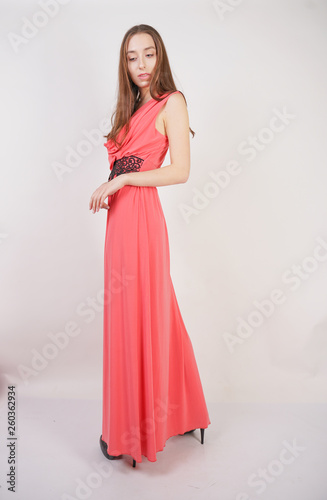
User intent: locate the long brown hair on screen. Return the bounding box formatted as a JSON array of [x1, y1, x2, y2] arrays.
[[104, 24, 195, 150]]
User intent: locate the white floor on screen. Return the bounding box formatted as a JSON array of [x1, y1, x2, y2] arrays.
[[0, 398, 326, 500]]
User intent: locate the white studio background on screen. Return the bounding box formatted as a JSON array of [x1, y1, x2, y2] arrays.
[[1, 0, 327, 405]]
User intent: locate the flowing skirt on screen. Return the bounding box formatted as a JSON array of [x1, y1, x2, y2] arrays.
[[101, 185, 211, 463]]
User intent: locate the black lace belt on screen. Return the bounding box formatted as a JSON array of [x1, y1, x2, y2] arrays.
[[108, 155, 144, 182]]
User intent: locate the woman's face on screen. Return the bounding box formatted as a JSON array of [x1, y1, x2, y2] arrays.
[[126, 33, 157, 93]]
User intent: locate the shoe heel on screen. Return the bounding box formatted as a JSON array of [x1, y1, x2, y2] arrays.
[[133, 459, 136, 467], [200, 428, 205, 444]]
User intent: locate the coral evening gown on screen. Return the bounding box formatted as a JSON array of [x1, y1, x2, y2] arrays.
[[101, 90, 211, 464]]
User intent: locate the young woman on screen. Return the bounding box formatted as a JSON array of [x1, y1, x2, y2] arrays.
[[89, 24, 211, 468]]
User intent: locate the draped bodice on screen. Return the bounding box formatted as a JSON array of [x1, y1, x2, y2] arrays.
[[104, 90, 181, 175]]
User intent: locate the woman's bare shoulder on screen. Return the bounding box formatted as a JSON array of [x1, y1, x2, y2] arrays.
[[163, 92, 188, 120]]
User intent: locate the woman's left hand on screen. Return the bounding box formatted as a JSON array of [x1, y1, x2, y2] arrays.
[[89, 174, 127, 213]]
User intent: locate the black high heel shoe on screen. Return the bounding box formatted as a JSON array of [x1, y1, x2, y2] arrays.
[[179, 428, 205, 444], [99, 435, 122, 460]]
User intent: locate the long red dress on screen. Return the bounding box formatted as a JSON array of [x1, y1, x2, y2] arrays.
[[101, 90, 211, 464]]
